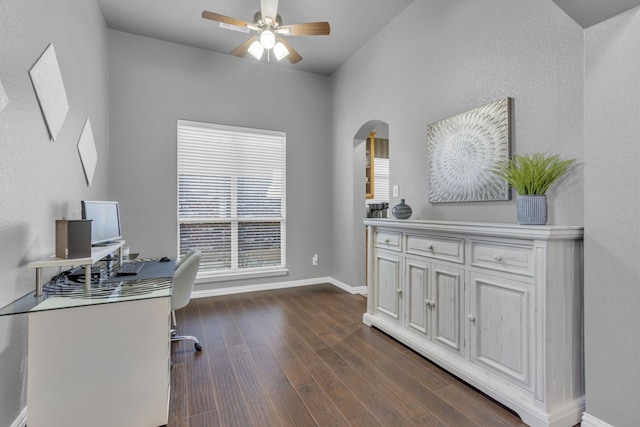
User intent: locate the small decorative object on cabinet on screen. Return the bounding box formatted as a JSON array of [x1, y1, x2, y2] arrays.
[[364, 219, 584, 427], [391, 199, 412, 219], [492, 152, 576, 225]]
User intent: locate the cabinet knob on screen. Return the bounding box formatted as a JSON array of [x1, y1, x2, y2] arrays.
[[468, 315, 476, 322], [430, 300, 436, 308], [396, 288, 402, 295], [494, 255, 502, 262], [385, 239, 390, 244], [427, 245, 434, 250]]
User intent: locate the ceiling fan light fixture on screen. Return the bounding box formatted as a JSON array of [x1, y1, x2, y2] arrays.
[[248, 40, 265, 59], [259, 30, 276, 49], [273, 41, 289, 61]]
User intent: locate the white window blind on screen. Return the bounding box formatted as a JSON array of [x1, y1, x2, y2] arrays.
[[372, 158, 390, 203], [177, 120, 286, 277]]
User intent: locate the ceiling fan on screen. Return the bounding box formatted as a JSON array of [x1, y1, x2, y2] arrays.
[[202, 0, 330, 64]]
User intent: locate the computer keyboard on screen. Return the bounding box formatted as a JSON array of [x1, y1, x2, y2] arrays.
[[115, 262, 144, 276]]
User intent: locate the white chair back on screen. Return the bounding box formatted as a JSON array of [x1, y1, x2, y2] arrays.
[[171, 250, 201, 312]]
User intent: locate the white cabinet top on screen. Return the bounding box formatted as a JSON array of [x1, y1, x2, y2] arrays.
[[364, 219, 583, 241]]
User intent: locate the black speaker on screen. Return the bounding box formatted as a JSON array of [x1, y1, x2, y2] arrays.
[[56, 220, 92, 259]]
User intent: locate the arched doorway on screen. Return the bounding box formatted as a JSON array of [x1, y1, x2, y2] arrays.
[[353, 120, 390, 287]]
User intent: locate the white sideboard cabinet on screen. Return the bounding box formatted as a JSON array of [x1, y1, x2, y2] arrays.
[[363, 219, 584, 427]]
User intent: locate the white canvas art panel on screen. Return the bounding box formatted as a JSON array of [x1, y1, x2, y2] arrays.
[[427, 98, 511, 203], [0, 80, 8, 114], [29, 44, 69, 141], [77, 117, 98, 186]]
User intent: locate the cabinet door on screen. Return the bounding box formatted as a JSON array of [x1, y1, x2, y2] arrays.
[[374, 251, 401, 322], [431, 264, 464, 355], [405, 258, 430, 336], [469, 272, 532, 390]]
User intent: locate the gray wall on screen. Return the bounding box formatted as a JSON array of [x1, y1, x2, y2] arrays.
[[584, 6, 640, 426], [0, 0, 109, 425], [330, 0, 584, 288], [108, 31, 332, 291], [2, 1, 638, 425]]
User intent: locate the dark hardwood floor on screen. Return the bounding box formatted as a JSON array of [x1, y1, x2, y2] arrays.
[[168, 284, 528, 427]]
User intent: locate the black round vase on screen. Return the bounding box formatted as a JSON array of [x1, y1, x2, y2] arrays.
[[392, 199, 412, 219]]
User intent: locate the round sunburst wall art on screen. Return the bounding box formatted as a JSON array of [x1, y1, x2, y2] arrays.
[[427, 98, 511, 203]]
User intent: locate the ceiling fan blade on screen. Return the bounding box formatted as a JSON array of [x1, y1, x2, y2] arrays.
[[230, 36, 259, 57], [278, 38, 302, 64], [202, 11, 253, 29], [280, 22, 330, 36], [260, 0, 279, 21]]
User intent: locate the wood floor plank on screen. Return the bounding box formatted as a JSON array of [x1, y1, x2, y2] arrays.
[[272, 324, 370, 421], [363, 360, 476, 426], [435, 380, 526, 427], [226, 343, 284, 426], [167, 353, 187, 427], [168, 285, 533, 427], [175, 302, 217, 417], [347, 413, 384, 427], [268, 335, 316, 389], [298, 351, 370, 421], [334, 364, 417, 427], [411, 413, 449, 427], [196, 297, 230, 361], [249, 346, 318, 427], [339, 351, 432, 420], [384, 347, 452, 392], [296, 382, 351, 427], [210, 298, 245, 348], [188, 410, 220, 427], [208, 356, 253, 426]]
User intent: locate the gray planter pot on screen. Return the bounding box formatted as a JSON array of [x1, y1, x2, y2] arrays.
[[516, 194, 547, 225]]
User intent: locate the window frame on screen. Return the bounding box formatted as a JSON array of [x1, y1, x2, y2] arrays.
[[177, 120, 287, 282]]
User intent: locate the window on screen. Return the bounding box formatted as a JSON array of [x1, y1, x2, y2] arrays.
[[372, 157, 390, 203], [177, 120, 286, 279]]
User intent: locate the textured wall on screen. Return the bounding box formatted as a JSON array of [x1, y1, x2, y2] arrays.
[[584, 6, 640, 426], [108, 31, 332, 290], [330, 0, 584, 288], [0, 0, 109, 425]]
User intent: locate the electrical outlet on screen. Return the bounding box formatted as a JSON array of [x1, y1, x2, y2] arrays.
[[312, 254, 318, 265], [393, 185, 399, 197]]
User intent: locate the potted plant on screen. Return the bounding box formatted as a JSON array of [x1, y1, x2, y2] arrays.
[[492, 152, 576, 225]]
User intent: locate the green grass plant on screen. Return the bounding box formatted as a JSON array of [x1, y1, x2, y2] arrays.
[[492, 152, 576, 195]]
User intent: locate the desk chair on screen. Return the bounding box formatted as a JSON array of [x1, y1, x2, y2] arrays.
[[170, 250, 202, 351]]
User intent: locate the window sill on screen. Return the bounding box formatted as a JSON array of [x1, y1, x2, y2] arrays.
[[195, 267, 289, 283]]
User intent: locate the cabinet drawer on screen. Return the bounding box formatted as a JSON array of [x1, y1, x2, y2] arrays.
[[406, 234, 464, 264], [376, 231, 402, 251], [470, 240, 534, 277]]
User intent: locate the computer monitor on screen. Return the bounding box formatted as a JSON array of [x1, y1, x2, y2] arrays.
[[81, 200, 122, 245]]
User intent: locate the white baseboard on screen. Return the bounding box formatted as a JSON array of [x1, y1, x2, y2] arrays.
[[582, 412, 615, 427], [327, 277, 368, 295], [10, 407, 27, 427], [192, 276, 367, 298]]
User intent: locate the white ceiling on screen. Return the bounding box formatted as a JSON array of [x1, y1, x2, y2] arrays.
[[96, 0, 640, 76], [551, 0, 640, 28], [96, 0, 415, 76]]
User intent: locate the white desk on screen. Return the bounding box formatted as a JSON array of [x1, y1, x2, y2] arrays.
[[1, 258, 174, 427]]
